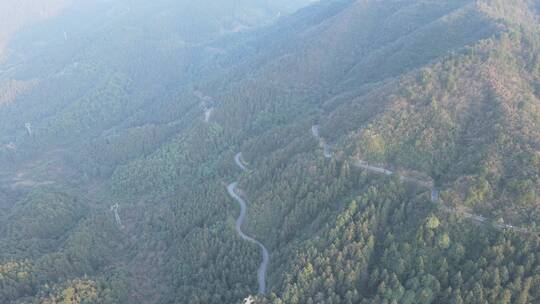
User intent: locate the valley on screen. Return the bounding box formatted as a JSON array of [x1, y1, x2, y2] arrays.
[[0, 0, 539, 303]]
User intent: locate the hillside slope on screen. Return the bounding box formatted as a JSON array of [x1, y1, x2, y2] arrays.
[[0, 0, 539, 303]]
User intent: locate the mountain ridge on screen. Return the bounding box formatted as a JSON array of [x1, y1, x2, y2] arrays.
[[0, 0, 539, 303]]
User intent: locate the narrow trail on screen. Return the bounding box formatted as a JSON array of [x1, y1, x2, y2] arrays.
[[311, 125, 529, 233], [227, 152, 270, 295]]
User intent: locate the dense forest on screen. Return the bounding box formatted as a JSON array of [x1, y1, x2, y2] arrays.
[[0, 0, 539, 303]]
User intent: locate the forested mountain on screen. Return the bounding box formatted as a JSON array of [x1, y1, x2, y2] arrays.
[[0, 0, 539, 303]]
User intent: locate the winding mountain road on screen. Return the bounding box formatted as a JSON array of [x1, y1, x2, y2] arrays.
[[311, 125, 529, 233], [312, 125, 332, 158], [227, 153, 270, 295], [195, 90, 215, 123], [234, 152, 249, 172]]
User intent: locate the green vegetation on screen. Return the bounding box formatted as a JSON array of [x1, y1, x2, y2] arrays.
[[0, 0, 538, 303]]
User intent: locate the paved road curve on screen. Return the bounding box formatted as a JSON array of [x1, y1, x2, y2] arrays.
[[311, 125, 332, 158], [227, 153, 270, 295], [311, 125, 531, 234], [235, 152, 249, 172]]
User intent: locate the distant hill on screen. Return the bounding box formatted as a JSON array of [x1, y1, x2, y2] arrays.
[[0, 0, 72, 57]]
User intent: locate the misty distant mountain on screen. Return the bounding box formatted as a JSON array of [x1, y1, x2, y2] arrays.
[[0, 0, 72, 57]]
